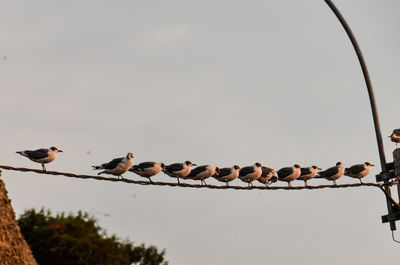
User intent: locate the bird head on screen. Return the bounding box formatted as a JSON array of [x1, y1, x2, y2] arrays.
[[336, 162, 342, 166], [160, 163, 166, 170], [365, 162, 375, 167], [312, 165, 322, 170], [254, 162, 262, 168], [126, 153, 134, 159], [233, 165, 240, 170], [185, 161, 196, 166], [50, 146, 63, 153], [294, 164, 301, 169]]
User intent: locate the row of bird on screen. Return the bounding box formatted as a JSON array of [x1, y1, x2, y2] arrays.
[[16, 146, 375, 187]]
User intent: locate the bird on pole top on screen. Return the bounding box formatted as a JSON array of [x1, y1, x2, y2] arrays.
[[389, 129, 400, 147]]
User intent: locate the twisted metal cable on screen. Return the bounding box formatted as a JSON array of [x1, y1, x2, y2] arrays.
[[0, 164, 384, 191]]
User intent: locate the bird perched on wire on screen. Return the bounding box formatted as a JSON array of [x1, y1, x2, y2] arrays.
[[345, 162, 374, 183], [187, 165, 219, 186], [16, 146, 63, 172], [92, 153, 134, 179], [389, 129, 400, 147], [277, 164, 301, 187], [129, 162, 165, 183], [164, 161, 196, 184], [213, 165, 240, 187], [257, 167, 278, 187], [316, 162, 344, 185], [238, 163, 263, 187], [297, 166, 321, 187]]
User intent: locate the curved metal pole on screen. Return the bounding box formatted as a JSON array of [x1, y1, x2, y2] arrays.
[[323, 0, 387, 172], [323, 0, 395, 230]]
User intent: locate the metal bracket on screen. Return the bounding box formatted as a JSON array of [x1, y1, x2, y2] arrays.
[[376, 171, 396, 182], [382, 212, 400, 224]]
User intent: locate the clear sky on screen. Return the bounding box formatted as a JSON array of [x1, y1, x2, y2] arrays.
[[1, 0, 400, 264]]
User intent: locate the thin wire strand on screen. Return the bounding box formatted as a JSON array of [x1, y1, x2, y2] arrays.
[[392, 231, 400, 244], [0, 165, 383, 191]]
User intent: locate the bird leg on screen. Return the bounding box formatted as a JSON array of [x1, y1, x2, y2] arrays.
[[202, 180, 207, 186], [359, 179, 363, 184], [288, 182, 292, 188], [226, 182, 229, 187], [149, 177, 154, 184], [304, 180, 308, 187], [333, 180, 337, 186], [42, 164, 46, 173], [177, 178, 181, 185]]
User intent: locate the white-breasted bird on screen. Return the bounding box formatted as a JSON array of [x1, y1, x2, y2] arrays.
[[93, 153, 134, 179], [298, 166, 321, 187], [345, 162, 374, 183], [257, 167, 278, 186], [129, 162, 165, 183], [164, 161, 196, 184], [16, 146, 63, 172], [238, 163, 263, 187], [187, 165, 219, 186], [316, 162, 345, 185], [389, 129, 400, 146], [213, 165, 240, 186], [277, 164, 301, 187]]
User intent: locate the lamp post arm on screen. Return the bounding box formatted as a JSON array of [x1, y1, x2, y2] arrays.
[[323, 0, 395, 231], [323, 0, 387, 173]]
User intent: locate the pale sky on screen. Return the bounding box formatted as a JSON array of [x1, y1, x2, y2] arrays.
[[1, 0, 400, 264]]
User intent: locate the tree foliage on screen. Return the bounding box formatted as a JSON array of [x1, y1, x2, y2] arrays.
[[18, 209, 168, 265]]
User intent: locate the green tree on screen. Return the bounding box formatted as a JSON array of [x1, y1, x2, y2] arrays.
[[18, 208, 168, 265]]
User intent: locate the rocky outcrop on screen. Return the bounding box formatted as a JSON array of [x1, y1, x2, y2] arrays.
[[0, 171, 37, 265]]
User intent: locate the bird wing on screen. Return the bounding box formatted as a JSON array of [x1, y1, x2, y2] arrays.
[[262, 167, 274, 176], [300, 168, 311, 176], [319, 166, 337, 177], [277, 167, 292, 178], [134, 162, 156, 170], [24, 149, 49, 159], [166, 163, 184, 172], [217, 168, 232, 178], [239, 166, 254, 176], [102, 157, 123, 170], [188, 165, 208, 177], [346, 164, 364, 175]]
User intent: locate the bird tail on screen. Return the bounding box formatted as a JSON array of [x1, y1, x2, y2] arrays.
[[314, 175, 324, 179], [16, 151, 27, 157]]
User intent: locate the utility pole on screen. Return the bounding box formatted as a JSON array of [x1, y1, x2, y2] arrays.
[[396, 149, 400, 202], [323, 0, 400, 231], [379, 149, 400, 226]]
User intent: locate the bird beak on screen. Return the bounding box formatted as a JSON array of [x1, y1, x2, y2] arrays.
[[192, 163, 197, 166], [371, 164, 375, 167], [58, 150, 63, 152]]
